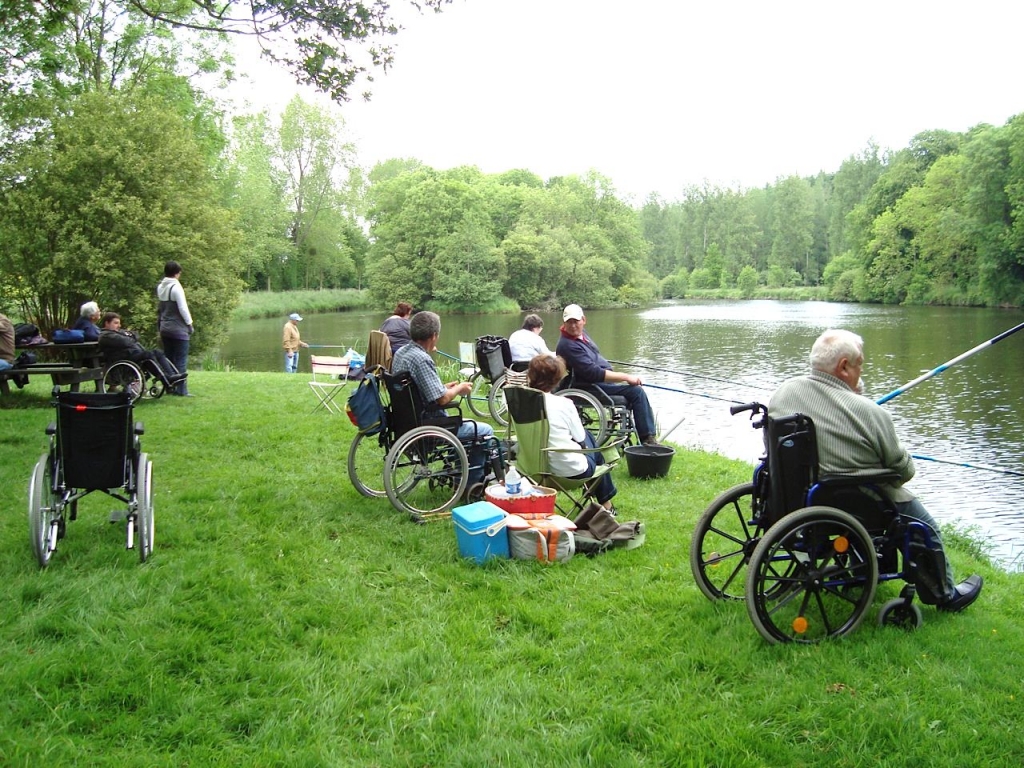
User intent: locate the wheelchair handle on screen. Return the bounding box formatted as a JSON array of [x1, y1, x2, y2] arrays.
[[730, 401, 766, 418]]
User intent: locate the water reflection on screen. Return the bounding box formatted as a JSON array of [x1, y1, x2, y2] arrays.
[[219, 301, 1024, 568]]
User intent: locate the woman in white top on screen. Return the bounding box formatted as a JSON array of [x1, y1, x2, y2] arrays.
[[508, 314, 553, 370], [527, 354, 617, 508]]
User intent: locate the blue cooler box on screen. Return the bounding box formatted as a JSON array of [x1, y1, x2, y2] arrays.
[[452, 501, 510, 563]]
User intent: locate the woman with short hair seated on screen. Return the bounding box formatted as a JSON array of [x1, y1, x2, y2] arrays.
[[527, 353, 617, 510]]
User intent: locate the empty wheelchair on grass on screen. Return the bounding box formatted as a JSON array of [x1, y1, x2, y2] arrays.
[[690, 402, 950, 644], [28, 388, 154, 567], [347, 370, 506, 522], [458, 335, 515, 427]]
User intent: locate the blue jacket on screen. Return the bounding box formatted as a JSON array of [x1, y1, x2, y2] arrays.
[[555, 331, 610, 384], [71, 316, 100, 341]]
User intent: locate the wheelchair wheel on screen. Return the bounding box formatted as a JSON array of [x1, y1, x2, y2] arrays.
[[559, 389, 609, 446], [487, 373, 509, 427], [690, 482, 762, 601], [347, 431, 387, 498], [878, 598, 923, 630], [384, 426, 468, 521], [136, 453, 154, 563], [746, 507, 878, 644], [147, 379, 166, 399], [28, 454, 59, 568], [465, 371, 491, 420], [103, 361, 144, 403]]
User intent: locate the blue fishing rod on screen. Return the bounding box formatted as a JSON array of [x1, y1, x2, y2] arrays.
[[875, 321, 1024, 405]]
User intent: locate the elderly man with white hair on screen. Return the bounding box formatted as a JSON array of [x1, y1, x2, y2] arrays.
[[769, 328, 983, 614], [72, 301, 102, 341]]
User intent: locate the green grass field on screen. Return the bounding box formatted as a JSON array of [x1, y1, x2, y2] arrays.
[[1, 372, 1021, 766]]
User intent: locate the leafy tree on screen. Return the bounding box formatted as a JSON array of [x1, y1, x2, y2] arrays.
[[1, 0, 451, 105], [0, 90, 242, 349], [769, 176, 814, 280], [736, 265, 759, 297]]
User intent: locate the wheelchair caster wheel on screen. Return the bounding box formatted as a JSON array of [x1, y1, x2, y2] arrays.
[[878, 598, 923, 630], [465, 482, 485, 503]]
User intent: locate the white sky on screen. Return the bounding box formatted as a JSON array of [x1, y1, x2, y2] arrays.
[[226, 0, 1024, 203]]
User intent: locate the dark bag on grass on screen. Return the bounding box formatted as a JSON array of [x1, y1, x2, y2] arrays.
[[346, 371, 387, 435], [571, 502, 646, 557]]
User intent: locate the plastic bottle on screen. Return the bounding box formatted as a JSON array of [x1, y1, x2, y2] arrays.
[[505, 464, 522, 495]]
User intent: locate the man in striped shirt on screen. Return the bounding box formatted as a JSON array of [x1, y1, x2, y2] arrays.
[[770, 329, 982, 613]]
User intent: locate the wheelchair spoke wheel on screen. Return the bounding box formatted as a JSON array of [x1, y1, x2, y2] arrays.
[[136, 453, 154, 563], [103, 361, 144, 403], [746, 507, 878, 644], [878, 598, 923, 630], [465, 372, 491, 420], [559, 389, 609, 447], [384, 427, 468, 521], [487, 373, 509, 427], [348, 431, 388, 498], [28, 454, 59, 568], [148, 380, 166, 399], [690, 483, 762, 601]]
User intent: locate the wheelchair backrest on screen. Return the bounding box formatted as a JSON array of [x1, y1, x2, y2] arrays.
[[56, 390, 134, 490], [764, 413, 818, 526], [382, 370, 461, 441]]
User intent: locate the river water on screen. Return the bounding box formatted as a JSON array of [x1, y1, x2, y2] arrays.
[[219, 301, 1024, 568]]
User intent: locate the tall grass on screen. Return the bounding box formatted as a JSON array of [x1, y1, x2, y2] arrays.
[[232, 289, 372, 321], [0, 373, 1021, 766]]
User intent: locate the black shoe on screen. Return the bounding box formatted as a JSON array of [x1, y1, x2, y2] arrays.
[[641, 436, 660, 447], [937, 574, 983, 613], [167, 372, 188, 384]]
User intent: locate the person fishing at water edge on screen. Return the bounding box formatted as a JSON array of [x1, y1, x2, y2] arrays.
[[769, 328, 982, 613], [283, 313, 309, 373], [555, 304, 660, 446]]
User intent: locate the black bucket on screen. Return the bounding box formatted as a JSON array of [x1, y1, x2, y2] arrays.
[[624, 444, 675, 479]]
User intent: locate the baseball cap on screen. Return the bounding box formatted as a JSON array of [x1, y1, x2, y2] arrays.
[[562, 304, 584, 322], [289, 313, 303, 321]]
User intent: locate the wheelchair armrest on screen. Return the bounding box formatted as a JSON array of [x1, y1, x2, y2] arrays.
[[46, 421, 56, 435], [818, 471, 901, 488], [134, 421, 145, 436]]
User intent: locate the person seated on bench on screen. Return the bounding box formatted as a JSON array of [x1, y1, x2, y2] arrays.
[[72, 301, 102, 341], [0, 313, 14, 372], [98, 312, 186, 387]]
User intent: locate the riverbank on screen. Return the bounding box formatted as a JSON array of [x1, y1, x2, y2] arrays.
[[2, 372, 1020, 765]]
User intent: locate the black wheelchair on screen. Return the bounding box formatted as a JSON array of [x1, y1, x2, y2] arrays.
[[555, 371, 637, 448], [28, 389, 154, 567], [690, 402, 949, 644], [102, 354, 184, 403], [347, 370, 506, 522]]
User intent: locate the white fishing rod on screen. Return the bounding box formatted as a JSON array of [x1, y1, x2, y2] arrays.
[[875, 321, 1024, 405]]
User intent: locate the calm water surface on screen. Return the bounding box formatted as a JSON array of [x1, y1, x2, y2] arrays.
[[220, 301, 1024, 568]]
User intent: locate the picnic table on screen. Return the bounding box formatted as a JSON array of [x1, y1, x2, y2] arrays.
[[1, 342, 104, 397]]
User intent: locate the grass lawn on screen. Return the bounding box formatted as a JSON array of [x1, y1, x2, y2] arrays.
[[1, 372, 1022, 766]]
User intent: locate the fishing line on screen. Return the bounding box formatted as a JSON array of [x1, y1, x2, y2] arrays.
[[607, 359, 772, 391], [910, 453, 1024, 479]]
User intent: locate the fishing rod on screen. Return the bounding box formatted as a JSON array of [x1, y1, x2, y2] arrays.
[[644, 382, 746, 405], [607, 359, 772, 391], [306, 344, 350, 349], [875, 321, 1024, 405], [910, 454, 1024, 479]]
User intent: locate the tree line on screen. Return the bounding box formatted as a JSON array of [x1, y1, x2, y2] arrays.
[[2, 2, 1022, 356]]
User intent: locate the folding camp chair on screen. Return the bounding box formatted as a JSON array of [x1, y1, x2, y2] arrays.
[[365, 330, 392, 373], [505, 385, 626, 517], [308, 355, 350, 414]]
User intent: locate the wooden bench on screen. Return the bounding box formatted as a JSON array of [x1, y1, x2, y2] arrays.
[[0, 363, 104, 396]]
